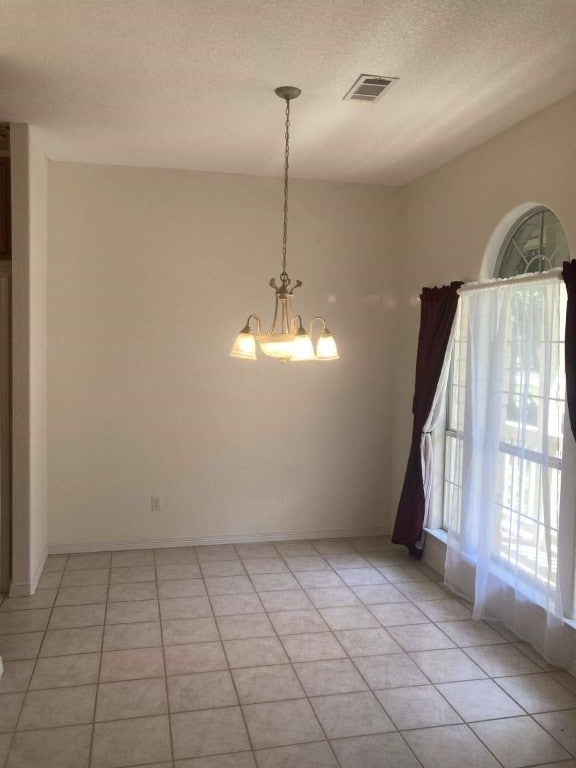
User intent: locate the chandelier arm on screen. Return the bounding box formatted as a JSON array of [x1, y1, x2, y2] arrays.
[[242, 314, 262, 335], [309, 316, 328, 335], [267, 296, 280, 336]]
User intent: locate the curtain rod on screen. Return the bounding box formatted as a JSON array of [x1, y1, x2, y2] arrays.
[[458, 267, 563, 295]]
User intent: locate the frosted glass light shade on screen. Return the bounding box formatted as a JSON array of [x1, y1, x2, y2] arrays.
[[230, 332, 257, 359], [290, 332, 315, 361], [257, 333, 295, 360], [316, 332, 339, 360]]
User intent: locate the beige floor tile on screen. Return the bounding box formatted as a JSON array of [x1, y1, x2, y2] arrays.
[[268, 610, 329, 636], [217, 613, 275, 640], [415, 599, 472, 622], [251, 573, 300, 592], [111, 550, 155, 567], [0, 632, 43, 660], [274, 541, 317, 558], [157, 564, 202, 580], [100, 646, 165, 682], [92, 714, 172, 767], [294, 659, 368, 696], [154, 547, 199, 565], [243, 699, 324, 748], [437, 679, 524, 721], [0, 590, 57, 612], [375, 684, 461, 729], [176, 753, 256, 767], [171, 706, 250, 758], [103, 620, 162, 650], [464, 644, 543, 677], [30, 652, 100, 689], [106, 599, 160, 624], [326, 554, 369, 569], [0, 693, 25, 732], [61, 568, 110, 587], [534, 709, 576, 754], [0, 661, 34, 693], [410, 649, 487, 683], [0, 735, 11, 766], [165, 641, 228, 675], [379, 565, 430, 583], [43, 555, 68, 572], [497, 673, 576, 713], [196, 545, 240, 563], [255, 741, 338, 767], [0, 609, 50, 635], [211, 594, 264, 616], [336, 568, 386, 586], [368, 603, 429, 626], [512, 642, 558, 671], [471, 716, 571, 767], [352, 584, 407, 605], [396, 582, 448, 601], [7, 724, 92, 768], [311, 691, 394, 738], [437, 620, 507, 647], [350, 537, 395, 554], [37, 571, 63, 590], [281, 632, 346, 662], [205, 576, 255, 596], [319, 606, 380, 631], [168, 670, 237, 712], [40, 626, 103, 656], [235, 542, 278, 559], [387, 623, 455, 652], [404, 724, 500, 768], [96, 677, 168, 720], [259, 590, 313, 612], [18, 684, 96, 729], [66, 553, 111, 570], [110, 566, 156, 583], [158, 578, 207, 598], [232, 664, 305, 704], [243, 558, 288, 575], [353, 653, 428, 689], [307, 587, 361, 609], [224, 637, 288, 668], [334, 628, 401, 657], [200, 560, 247, 578], [284, 555, 329, 572], [313, 539, 355, 555], [108, 581, 157, 602], [160, 597, 212, 620], [56, 585, 108, 605], [49, 603, 106, 629], [552, 671, 576, 693], [331, 732, 422, 768], [163, 617, 219, 645], [294, 571, 344, 589]]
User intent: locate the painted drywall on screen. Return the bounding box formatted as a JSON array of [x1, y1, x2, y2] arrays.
[[391, 92, 576, 517], [47, 164, 398, 549], [10, 124, 48, 593]]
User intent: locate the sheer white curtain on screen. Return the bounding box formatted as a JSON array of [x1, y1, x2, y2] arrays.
[[445, 275, 574, 667]]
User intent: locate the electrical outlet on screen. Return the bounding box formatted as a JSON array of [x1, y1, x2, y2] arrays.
[[151, 496, 161, 512]]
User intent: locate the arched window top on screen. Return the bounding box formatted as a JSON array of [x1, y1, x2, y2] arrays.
[[495, 206, 570, 278]]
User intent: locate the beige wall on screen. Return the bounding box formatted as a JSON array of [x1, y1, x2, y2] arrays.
[[391, 92, 576, 516], [10, 124, 48, 593], [47, 164, 398, 549]]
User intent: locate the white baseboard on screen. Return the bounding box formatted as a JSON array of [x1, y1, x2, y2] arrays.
[[9, 544, 48, 597], [48, 526, 391, 555]]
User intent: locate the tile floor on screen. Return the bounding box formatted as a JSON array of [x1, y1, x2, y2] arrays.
[[0, 536, 575, 767]]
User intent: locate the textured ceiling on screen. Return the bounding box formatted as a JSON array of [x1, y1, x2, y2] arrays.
[[1, 0, 576, 184]]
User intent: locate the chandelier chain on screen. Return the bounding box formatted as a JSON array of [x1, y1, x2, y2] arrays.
[[281, 97, 290, 279]]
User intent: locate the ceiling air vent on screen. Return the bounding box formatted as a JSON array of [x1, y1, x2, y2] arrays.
[[344, 74, 398, 102]]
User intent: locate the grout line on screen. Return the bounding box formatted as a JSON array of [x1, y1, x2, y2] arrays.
[[88, 553, 112, 767], [153, 548, 176, 768]]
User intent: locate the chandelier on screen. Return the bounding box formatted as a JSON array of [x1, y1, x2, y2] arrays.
[[230, 86, 339, 363]]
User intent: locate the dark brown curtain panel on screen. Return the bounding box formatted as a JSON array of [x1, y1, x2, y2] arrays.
[[562, 260, 576, 441], [392, 281, 463, 558]]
